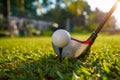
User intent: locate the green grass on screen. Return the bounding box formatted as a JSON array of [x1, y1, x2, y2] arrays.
[[0, 34, 120, 80]]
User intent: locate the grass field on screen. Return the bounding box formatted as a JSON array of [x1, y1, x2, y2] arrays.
[[0, 34, 120, 80]]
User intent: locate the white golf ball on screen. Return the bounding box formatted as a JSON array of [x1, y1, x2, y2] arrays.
[[52, 29, 70, 48]]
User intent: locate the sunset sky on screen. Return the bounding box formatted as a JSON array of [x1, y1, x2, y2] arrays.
[[86, 0, 120, 28]]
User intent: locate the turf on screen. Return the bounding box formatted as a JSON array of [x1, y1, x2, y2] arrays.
[[0, 34, 120, 80]]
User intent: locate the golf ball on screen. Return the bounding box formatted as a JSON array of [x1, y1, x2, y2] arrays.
[[52, 29, 70, 48]]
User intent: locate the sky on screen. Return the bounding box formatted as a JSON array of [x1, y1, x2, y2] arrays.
[[85, 0, 120, 29]]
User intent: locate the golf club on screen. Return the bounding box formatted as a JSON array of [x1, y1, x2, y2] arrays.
[[52, 0, 118, 62]]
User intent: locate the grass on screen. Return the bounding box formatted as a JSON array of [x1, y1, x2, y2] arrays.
[[0, 34, 120, 80]]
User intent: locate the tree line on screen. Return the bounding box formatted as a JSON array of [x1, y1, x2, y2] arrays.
[[0, 0, 116, 32]]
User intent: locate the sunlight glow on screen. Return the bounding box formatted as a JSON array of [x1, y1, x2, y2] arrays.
[[86, 0, 120, 28], [113, 2, 120, 28]]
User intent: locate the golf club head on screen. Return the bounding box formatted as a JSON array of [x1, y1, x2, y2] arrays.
[[52, 37, 91, 58]]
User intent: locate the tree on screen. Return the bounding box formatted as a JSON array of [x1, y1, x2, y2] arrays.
[[65, 1, 91, 31], [1, 0, 10, 28], [10, 0, 37, 17], [67, 0, 85, 16], [40, 0, 92, 32], [88, 8, 116, 31], [24, 0, 37, 17]]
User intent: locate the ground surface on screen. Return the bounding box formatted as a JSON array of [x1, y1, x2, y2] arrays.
[[0, 34, 120, 80]]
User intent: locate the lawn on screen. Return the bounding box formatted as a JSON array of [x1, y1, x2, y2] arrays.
[[0, 34, 120, 80]]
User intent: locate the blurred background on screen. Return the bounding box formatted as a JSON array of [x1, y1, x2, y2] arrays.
[[0, 0, 120, 37]]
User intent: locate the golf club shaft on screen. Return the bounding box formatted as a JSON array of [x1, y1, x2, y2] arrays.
[[89, 0, 118, 42]]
